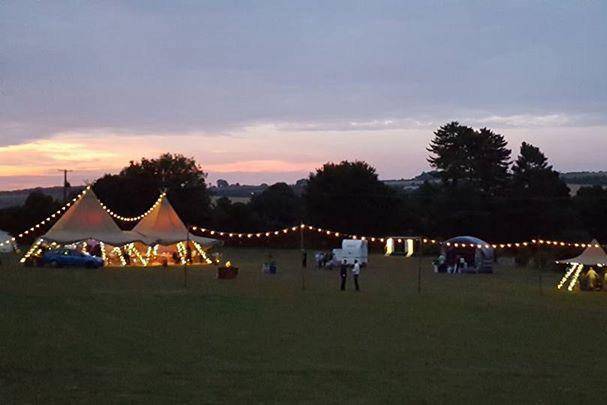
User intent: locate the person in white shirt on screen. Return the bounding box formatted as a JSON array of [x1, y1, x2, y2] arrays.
[[352, 260, 361, 291]]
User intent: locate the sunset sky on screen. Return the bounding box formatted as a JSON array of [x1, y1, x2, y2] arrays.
[[1, 1, 606, 190]]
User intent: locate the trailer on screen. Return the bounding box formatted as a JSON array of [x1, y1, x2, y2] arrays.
[[331, 239, 368, 266]]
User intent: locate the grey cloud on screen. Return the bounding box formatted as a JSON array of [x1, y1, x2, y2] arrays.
[[0, 1, 605, 144]]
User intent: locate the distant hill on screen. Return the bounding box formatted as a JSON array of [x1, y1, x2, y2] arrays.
[[0, 186, 85, 209], [559, 171, 607, 186], [382, 171, 440, 191], [2, 170, 606, 209]]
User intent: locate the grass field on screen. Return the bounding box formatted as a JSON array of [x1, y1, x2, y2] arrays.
[[1, 248, 606, 403]]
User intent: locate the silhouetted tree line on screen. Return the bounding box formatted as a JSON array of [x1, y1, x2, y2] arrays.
[[2, 124, 607, 244]]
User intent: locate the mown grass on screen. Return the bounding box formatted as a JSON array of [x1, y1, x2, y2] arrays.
[[0, 248, 606, 403]]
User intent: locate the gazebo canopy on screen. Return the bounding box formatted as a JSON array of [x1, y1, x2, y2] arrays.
[[556, 240, 607, 266], [132, 195, 219, 247], [42, 189, 138, 246]]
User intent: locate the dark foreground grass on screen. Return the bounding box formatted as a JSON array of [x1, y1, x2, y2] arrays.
[[1, 248, 606, 403]]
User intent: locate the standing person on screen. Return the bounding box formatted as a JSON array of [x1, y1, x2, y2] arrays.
[[340, 258, 348, 291], [302, 250, 307, 268], [458, 257, 467, 273], [352, 260, 361, 291]]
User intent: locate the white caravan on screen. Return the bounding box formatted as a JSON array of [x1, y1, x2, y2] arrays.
[[332, 239, 368, 266]]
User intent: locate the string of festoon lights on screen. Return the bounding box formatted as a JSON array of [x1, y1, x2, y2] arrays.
[[0, 186, 92, 250], [189, 224, 607, 251], [100, 192, 166, 222], [2, 183, 605, 252]]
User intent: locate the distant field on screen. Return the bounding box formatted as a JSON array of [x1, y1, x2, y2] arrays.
[[1, 248, 606, 402]]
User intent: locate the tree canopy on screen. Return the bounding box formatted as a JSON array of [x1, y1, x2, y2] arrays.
[[94, 153, 211, 225], [250, 182, 302, 229], [428, 122, 510, 194], [304, 161, 400, 235]]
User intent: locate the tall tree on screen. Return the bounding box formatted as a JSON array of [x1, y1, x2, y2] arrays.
[[94, 153, 211, 225], [427, 122, 511, 194], [511, 142, 569, 196], [474, 128, 511, 193], [304, 161, 400, 235], [503, 142, 574, 240]]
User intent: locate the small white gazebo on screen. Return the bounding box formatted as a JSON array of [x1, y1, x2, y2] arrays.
[[0, 229, 15, 253], [555, 240, 607, 291]]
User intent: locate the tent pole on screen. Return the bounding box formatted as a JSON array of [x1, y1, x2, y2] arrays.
[[184, 230, 189, 288]]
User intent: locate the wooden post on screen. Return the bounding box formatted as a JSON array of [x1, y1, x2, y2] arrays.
[[417, 238, 423, 294], [300, 223, 306, 291]]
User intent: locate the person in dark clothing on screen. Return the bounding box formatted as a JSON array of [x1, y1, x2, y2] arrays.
[[302, 250, 307, 268], [340, 258, 348, 291]]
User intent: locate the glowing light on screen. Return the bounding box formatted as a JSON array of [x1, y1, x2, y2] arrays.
[[557, 264, 577, 290], [100, 242, 107, 265], [101, 192, 166, 222], [385, 238, 394, 256], [568, 264, 584, 291], [20, 238, 44, 263]]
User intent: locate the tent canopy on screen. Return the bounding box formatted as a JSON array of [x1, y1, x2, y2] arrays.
[[42, 189, 139, 245], [556, 240, 607, 266], [132, 195, 219, 247]]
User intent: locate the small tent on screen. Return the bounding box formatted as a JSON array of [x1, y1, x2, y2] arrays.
[[0, 229, 14, 253], [556, 240, 607, 291], [441, 236, 494, 273]]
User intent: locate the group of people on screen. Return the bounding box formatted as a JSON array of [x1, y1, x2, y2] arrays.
[[314, 251, 335, 268], [433, 254, 473, 274], [580, 267, 607, 291], [340, 258, 361, 291]]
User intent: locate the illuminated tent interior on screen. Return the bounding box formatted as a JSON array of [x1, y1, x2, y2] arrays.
[[129, 194, 220, 266], [21, 187, 219, 267], [556, 240, 607, 291], [441, 236, 494, 273]]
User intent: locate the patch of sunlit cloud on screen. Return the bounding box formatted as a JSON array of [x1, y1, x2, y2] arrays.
[[206, 160, 323, 173], [468, 113, 606, 128]]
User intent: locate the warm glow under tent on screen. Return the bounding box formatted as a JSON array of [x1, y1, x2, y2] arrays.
[[125, 194, 220, 266], [555, 240, 607, 291]]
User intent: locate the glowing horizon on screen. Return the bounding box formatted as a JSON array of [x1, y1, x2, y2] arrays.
[[1, 122, 606, 191]]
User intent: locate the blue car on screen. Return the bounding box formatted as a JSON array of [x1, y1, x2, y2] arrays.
[[41, 248, 104, 268]]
